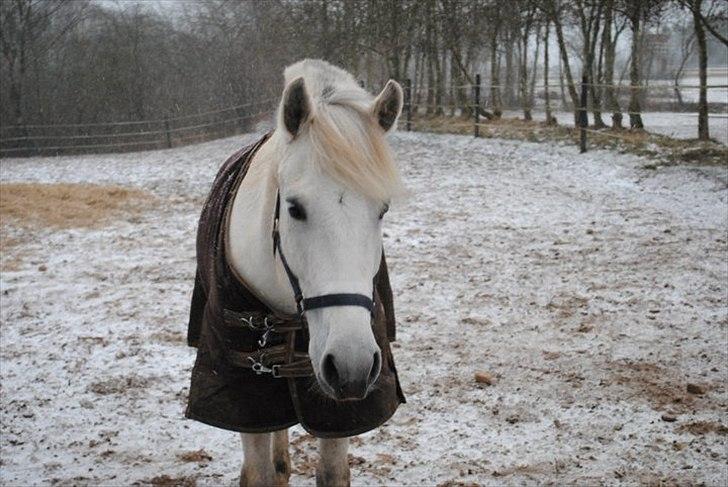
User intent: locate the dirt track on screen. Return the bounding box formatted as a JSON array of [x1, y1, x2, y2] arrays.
[[1, 131, 726, 486]]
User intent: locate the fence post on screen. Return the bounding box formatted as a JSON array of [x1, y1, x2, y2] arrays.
[[473, 73, 481, 138], [405, 78, 412, 132], [579, 75, 588, 153], [164, 116, 172, 149]]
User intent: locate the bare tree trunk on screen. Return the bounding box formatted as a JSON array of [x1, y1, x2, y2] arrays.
[[628, 5, 644, 129], [692, 0, 709, 140], [544, 19, 555, 124], [590, 20, 606, 128], [591, 32, 606, 128], [672, 29, 694, 110], [518, 22, 532, 121], [602, 0, 623, 128], [426, 10, 435, 115], [504, 30, 515, 107], [435, 38, 445, 115], [552, 9, 580, 125], [427, 52, 435, 114], [450, 52, 457, 117], [413, 48, 423, 112], [558, 48, 567, 109], [489, 26, 502, 117], [528, 25, 541, 120]]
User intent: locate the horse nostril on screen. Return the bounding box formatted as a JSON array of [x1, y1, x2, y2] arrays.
[[322, 353, 341, 391], [367, 351, 381, 386]]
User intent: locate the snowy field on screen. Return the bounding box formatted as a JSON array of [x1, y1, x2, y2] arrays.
[[500, 110, 728, 145], [1, 131, 727, 486]]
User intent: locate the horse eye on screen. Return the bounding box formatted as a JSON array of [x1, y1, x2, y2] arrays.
[[378, 204, 389, 220], [288, 203, 306, 221]]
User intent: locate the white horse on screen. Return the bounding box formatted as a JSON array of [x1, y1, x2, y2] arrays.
[[226, 59, 404, 486]]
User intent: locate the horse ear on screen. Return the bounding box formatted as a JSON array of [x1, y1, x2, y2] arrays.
[[372, 80, 403, 132], [281, 77, 312, 138]]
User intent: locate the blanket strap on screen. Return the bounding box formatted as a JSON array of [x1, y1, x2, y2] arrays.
[[226, 344, 314, 378]]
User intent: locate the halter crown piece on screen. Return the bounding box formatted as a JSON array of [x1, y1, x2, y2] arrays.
[[272, 190, 376, 316]]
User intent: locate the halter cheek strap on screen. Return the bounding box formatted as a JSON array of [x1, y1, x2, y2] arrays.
[[272, 191, 375, 317]]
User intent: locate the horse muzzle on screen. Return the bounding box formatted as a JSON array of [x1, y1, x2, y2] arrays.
[[318, 347, 382, 401]]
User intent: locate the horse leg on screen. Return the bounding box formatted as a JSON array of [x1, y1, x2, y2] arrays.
[[272, 428, 291, 486], [240, 433, 275, 487], [316, 437, 350, 487]]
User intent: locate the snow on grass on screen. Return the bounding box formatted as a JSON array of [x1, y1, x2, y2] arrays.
[[1, 131, 726, 486], [502, 109, 728, 145]]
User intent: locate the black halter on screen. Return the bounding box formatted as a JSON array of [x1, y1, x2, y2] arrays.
[[272, 191, 375, 317]]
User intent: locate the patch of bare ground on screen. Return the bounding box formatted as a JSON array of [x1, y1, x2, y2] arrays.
[[411, 114, 728, 167], [604, 360, 722, 414], [0, 183, 153, 271], [88, 375, 151, 395], [0, 183, 153, 229], [491, 462, 552, 479], [137, 474, 196, 487], [677, 421, 728, 436], [150, 330, 186, 344], [290, 434, 317, 477], [177, 449, 213, 463], [0, 234, 29, 272]]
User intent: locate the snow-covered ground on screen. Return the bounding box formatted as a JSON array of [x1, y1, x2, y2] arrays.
[[500, 110, 728, 145], [1, 131, 727, 486]]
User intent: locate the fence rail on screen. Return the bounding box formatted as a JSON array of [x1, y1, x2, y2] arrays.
[[0, 99, 277, 157], [2, 77, 725, 158]]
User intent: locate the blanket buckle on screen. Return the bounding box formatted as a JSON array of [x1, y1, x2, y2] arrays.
[[248, 356, 281, 377], [258, 317, 274, 347]]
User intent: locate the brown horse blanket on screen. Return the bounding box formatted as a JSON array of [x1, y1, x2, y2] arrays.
[[185, 134, 405, 437]]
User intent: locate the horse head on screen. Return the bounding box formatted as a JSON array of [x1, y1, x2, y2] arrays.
[[273, 60, 403, 400]]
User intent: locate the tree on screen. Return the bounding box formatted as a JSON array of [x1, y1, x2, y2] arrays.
[[545, 0, 581, 124], [485, 0, 503, 117], [0, 0, 86, 126], [515, 1, 538, 120], [678, 0, 726, 140], [543, 18, 556, 124], [688, 0, 710, 140], [601, 0, 628, 128], [672, 16, 696, 108], [575, 0, 605, 127], [616, 0, 665, 130]]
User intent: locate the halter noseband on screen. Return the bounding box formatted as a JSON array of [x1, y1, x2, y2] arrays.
[[272, 191, 375, 317]]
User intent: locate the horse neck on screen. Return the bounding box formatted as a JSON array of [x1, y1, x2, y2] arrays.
[[226, 137, 296, 314]]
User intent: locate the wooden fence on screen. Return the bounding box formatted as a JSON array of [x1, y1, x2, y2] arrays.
[[0, 98, 277, 157], [2, 78, 726, 158]]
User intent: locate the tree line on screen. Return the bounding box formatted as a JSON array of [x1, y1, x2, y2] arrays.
[[1, 0, 726, 142]]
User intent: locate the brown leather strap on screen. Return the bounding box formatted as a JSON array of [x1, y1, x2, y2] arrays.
[[274, 359, 315, 378], [226, 345, 314, 378], [376, 252, 397, 342], [223, 309, 303, 333]]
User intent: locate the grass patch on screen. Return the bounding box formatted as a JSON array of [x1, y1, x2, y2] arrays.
[[0, 183, 152, 229], [409, 114, 728, 166], [0, 183, 153, 271], [0, 234, 29, 272]]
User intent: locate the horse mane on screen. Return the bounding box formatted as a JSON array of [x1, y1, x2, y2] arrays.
[[280, 60, 404, 202]]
